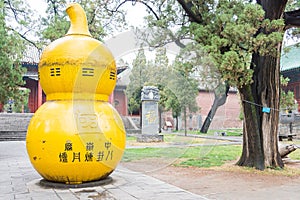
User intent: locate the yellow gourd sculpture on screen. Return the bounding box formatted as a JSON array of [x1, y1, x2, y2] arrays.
[[26, 3, 126, 184]]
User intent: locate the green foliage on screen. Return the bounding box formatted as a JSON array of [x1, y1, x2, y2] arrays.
[[189, 1, 284, 88], [0, 2, 27, 109], [4, 0, 38, 37], [38, 0, 72, 42], [125, 48, 148, 113], [167, 70, 199, 113], [14, 88, 30, 112], [160, 88, 181, 118], [40, 15, 69, 42], [126, 47, 199, 120], [128, 96, 140, 115], [38, 0, 127, 43], [3, 89, 30, 113], [280, 76, 297, 111]]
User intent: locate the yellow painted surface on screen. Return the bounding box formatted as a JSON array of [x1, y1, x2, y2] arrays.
[[27, 101, 125, 184], [39, 4, 117, 101], [26, 3, 125, 184]]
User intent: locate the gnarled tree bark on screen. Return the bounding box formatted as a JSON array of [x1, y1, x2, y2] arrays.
[[237, 0, 288, 170]]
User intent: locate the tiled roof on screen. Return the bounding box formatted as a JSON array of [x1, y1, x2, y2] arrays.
[[22, 45, 41, 64], [281, 43, 300, 71], [116, 67, 131, 87]]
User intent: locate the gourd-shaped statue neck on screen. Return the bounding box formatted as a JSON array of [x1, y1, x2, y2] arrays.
[[66, 3, 91, 37]]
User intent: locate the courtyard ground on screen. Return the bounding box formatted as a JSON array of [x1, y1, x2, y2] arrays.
[[121, 158, 300, 199], [122, 134, 300, 200], [2, 134, 300, 199]]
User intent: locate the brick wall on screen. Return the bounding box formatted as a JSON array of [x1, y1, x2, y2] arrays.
[[161, 90, 243, 130], [196, 90, 242, 129]]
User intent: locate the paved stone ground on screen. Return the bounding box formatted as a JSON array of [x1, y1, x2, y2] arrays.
[[0, 141, 207, 200]]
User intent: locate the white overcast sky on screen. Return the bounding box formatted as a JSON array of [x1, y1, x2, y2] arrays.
[[27, 0, 147, 28], [26, 0, 163, 63]]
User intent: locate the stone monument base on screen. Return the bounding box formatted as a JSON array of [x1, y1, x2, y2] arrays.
[[137, 134, 164, 143]]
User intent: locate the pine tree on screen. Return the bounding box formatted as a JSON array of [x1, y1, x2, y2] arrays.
[[0, 0, 26, 112]]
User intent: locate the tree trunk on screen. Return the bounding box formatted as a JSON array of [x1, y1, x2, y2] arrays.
[[184, 107, 187, 136], [175, 116, 179, 131], [237, 52, 283, 170], [200, 83, 230, 133], [237, 0, 286, 170], [237, 85, 265, 169], [158, 106, 162, 133], [139, 103, 142, 128]]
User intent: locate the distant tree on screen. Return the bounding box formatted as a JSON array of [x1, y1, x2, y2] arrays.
[[171, 42, 229, 133], [149, 47, 170, 132], [120, 0, 229, 134], [128, 96, 140, 116], [126, 48, 149, 102], [38, 0, 128, 43], [4, 0, 39, 48], [125, 48, 149, 124], [167, 70, 198, 135], [0, 0, 30, 112], [38, 0, 69, 42], [126, 46, 199, 133], [160, 87, 181, 130], [169, 54, 199, 135], [280, 76, 297, 112], [150, 47, 169, 84]]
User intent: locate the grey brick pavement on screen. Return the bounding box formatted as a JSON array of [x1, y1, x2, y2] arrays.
[[0, 141, 208, 200]]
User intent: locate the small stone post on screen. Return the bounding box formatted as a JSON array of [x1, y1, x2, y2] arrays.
[[137, 86, 163, 142]]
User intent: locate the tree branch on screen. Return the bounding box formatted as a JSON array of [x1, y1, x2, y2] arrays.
[[284, 9, 300, 30], [47, 0, 59, 16], [5, 0, 26, 24], [176, 0, 202, 23], [175, 38, 186, 49], [112, 0, 160, 20], [10, 27, 41, 51], [88, 8, 96, 25]]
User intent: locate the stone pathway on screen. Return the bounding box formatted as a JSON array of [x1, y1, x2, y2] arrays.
[[0, 141, 208, 200]]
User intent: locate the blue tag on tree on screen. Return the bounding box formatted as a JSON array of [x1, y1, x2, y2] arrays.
[[262, 107, 271, 113]]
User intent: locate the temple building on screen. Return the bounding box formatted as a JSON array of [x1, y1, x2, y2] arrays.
[[22, 46, 44, 113], [281, 44, 300, 111]]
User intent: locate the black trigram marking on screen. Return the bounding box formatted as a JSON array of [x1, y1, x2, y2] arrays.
[[109, 71, 116, 80], [82, 68, 94, 77], [50, 67, 61, 76]]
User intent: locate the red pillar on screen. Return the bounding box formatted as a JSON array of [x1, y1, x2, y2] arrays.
[[109, 90, 114, 105], [37, 81, 42, 108], [124, 90, 128, 116]]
